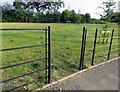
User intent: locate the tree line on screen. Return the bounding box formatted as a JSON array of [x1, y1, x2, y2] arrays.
[[1, 0, 119, 24]]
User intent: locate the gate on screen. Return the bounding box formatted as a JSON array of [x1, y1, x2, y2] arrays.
[[0, 26, 51, 91]]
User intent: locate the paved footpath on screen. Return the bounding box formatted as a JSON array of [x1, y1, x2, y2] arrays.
[[42, 58, 119, 90]]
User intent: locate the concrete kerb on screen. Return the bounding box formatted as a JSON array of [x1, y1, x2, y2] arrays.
[[36, 57, 119, 91]]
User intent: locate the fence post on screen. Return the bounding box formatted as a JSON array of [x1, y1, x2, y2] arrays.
[[82, 28, 87, 69], [91, 28, 98, 66], [45, 28, 48, 84], [107, 28, 114, 60], [48, 26, 51, 83], [79, 27, 87, 70]]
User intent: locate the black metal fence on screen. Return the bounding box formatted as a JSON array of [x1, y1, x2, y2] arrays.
[[0, 26, 118, 91], [79, 27, 118, 70], [0, 26, 51, 91]]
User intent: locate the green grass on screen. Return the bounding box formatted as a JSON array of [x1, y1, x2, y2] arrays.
[[1, 23, 119, 90]]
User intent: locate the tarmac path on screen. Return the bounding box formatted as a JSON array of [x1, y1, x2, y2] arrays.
[[41, 58, 119, 90]]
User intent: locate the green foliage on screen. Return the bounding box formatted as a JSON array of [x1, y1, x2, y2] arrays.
[[76, 14, 81, 23], [84, 13, 91, 23], [14, 0, 65, 13], [98, 0, 116, 22], [90, 18, 106, 24], [1, 2, 107, 24], [110, 12, 120, 23], [61, 9, 71, 23], [1, 0, 118, 23]]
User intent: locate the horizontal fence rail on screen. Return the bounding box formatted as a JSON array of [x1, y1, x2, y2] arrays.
[[7, 80, 36, 91], [0, 28, 47, 31], [0, 44, 46, 52], [0, 68, 46, 83], [1, 26, 51, 91], [0, 58, 45, 70]]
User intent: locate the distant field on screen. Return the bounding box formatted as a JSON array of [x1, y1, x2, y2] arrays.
[[1, 23, 119, 90]]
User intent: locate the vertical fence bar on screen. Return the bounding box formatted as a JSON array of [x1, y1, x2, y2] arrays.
[[91, 28, 98, 66], [107, 28, 114, 60], [79, 27, 87, 70], [79, 27, 85, 70], [82, 28, 87, 69], [48, 26, 51, 83], [45, 28, 48, 84]]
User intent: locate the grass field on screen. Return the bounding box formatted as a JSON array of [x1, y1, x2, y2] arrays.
[[1, 23, 119, 90]]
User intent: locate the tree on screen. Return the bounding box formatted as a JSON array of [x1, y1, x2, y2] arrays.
[[110, 12, 120, 23], [80, 14, 85, 23], [13, 0, 35, 22], [97, 0, 116, 21], [2, 3, 16, 22], [69, 10, 77, 23], [2, 1, 105, 24], [84, 13, 91, 23], [61, 9, 71, 23], [76, 14, 81, 23], [14, 0, 64, 13], [53, 12, 61, 23]]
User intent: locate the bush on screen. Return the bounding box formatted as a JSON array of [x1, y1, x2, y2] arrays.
[[90, 19, 106, 24]]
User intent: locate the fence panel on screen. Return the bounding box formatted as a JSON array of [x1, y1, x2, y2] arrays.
[[80, 27, 117, 69], [0, 26, 51, 91]]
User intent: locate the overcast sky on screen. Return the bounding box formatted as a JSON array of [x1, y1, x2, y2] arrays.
[[0, 0, 119, 19], [60, 0, 103, 19]]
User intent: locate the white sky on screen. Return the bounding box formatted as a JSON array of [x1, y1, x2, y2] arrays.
[[60, 0, 103, 19], [0, 0, 119, 19]]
